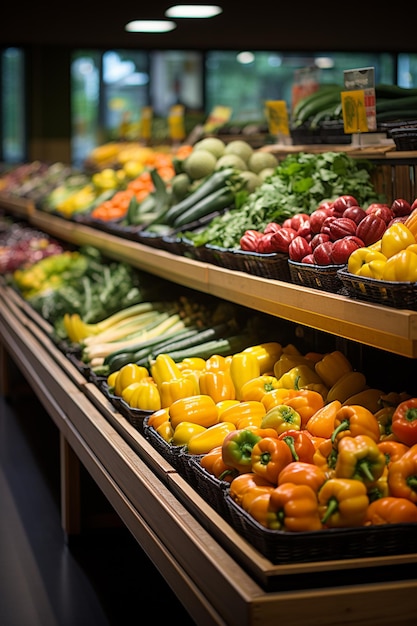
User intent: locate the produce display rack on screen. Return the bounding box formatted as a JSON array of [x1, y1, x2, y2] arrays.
[[1, 165, 417, 625]]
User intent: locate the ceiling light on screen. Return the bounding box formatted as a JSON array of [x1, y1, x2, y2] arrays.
[[125, 20, 177, 33], [165, 5, 223, 18]]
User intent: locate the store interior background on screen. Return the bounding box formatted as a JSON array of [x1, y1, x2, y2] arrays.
[[0, 4, 416, 167]]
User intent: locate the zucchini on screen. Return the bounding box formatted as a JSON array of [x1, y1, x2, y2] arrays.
[[376, 109, 417, 122], [150, 333, 253, 363], [172, 188, 234, 228], [293, 90, 342, 127], [309, 102, 343, 130], [376, 95, 417, 113], [160, 167, 236, 226], [375, 84, 417, 99], [146, 322, 233, 359], [292, 84, 342, 120]]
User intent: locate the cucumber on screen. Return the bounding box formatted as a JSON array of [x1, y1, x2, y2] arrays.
[[172, 188, 234, 228], [160, 167, 236, 226], [376, 96, 417, 113], [375, 84, 417, 99], [293, 90, 342, 127], [292, 84, 342, 120], [146, 322, 232, 359], [153, 333, 253, 363]]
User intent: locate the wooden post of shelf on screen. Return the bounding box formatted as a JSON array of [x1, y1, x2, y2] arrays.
[[60, 433, 81, 537], [0, 341, 11, 397]]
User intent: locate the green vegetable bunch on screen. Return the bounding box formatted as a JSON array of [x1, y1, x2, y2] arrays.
[[186, 151, 383, 249]]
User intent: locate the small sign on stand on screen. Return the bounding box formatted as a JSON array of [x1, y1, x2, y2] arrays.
[[342, 67, 376, 146]]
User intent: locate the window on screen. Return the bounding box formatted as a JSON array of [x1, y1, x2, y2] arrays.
[[1, 48, 26, 163]]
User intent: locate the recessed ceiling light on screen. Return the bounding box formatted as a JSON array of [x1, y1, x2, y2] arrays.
[[165, 5, 223, 18], [125, 20, 177, 33]]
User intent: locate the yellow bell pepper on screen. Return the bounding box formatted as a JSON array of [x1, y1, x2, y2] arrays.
[[242, 342, 283, 374], [314, 351, 352, 389], [273, 353, 317, 379], [318, 478, 369, 528], [381, 222, 416, 258], [155, 420, 174, 443], [198, 369, 236, 403], [216, 399, 240, 417], [218, 400, 266, 426], [114, 363, 149, 397], [187, 421, 236, 455], [177, 357, 207, 371], [276, 365, 324, 390], [381, 249, 417, 282], [347, 248, 387, 278], [260, 404, 301, 434], [159, 376, 196, 408], [121, 379, 161, 411], [205, 354, 230, 371], [239, 375, 280, 402], [172, 421, 207, 446], [229, 352, 261, 400], [326, 370, 367, 404], [334, 435, 386, 486], [151, 353, 182, 388], [169, 394, 219, 429]]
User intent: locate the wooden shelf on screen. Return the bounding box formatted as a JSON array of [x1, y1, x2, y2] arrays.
[[28, 208, 417, 358], [1, 285, 417, 626]]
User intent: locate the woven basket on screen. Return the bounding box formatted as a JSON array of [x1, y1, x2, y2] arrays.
[[188, 456, 233, 519], [233, 249, 291, 281], [142, 416, 185, 470], [337, 267, 417, 310], [224, 495, 417, 564], [117, 399, 152, 433], [288, 260, 344, 292]]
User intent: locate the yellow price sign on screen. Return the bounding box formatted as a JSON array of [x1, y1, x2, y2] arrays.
[[168, 104, 186, 141], [265, 100, 290, 136], [341, 90, 369, 133], [140, 106, 153, 141], [203, 106, 232, 133]]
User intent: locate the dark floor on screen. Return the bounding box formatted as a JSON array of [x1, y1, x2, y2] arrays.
[[0, 372, 196, 626]]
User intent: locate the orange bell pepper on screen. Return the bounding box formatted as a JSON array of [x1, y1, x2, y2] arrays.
[[245, 492, 275, 527], [229, 472, 275, 506], [365, 496, 417, 525], [334, 435, 386, 486], [277, 461, 327, 492], [240, 375, 280, 402], [261, 387, 293, 412], [305, 399, 341, 439], [331, 404, 380, 445], [278, 429, 316, 464], [387, 444, 417, 503], [284, 389, 324, 429], [250, 436, 293, 484], [147, 407, 170, 429], [199, 446, 238, 482], [318, 478, 369, 528], [198, 369, 236, 403], [313, 438, 338, 476], [267, 482, 323, 531], [391, 398, 417, 446], [377, 440, 410, 467]]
